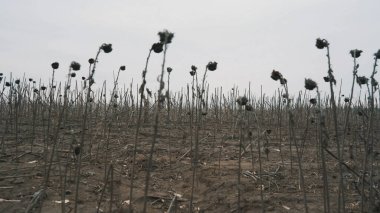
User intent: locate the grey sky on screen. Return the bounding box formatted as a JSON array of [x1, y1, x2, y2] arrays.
[[1, 0, 379, 98]]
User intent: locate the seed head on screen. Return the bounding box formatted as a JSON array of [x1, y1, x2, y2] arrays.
[[152, 42, 164, 53], [29, 78, 33, 82], [316, 38, 329, 49], [146, 88, 152, 98], [245, 104, 253, 111], [71, 73, 76, 78], [82, 77, 86, 80], [371, 78, 378, 87], [51, 62, 59, 69], [349, 49, 363, 58], [101, 43, 113, 53], [159, 95, 166, 103], [305, 78, 317, 90], [158, 30, 174, 44], [120, 65, 126, 71], [374, 50, 380, 59], [271, 70, 282, 81], [88, 58, 95, 64], [5, 82, 11, 87], [207, 61, 218, 71], [236, 96, 248, 106], [309, 98, 317, 105], [167, 67, 173, 73], [190, 65, 197, 76], [323, 76, 330, 82], [356, 76, 368, 86], [33, 89, 38, 93], [344, 97, 349, 103], [280, 78, 287, 85], [41, 86, 47, 90], [15, 79, 20, 85], [0, 73, 2, 76], [70, 61, 81, 71]]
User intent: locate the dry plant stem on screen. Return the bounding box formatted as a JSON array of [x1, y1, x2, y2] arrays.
[[30, 85, 37, 153], [218, 142, 222, 177], [323, 147, 380, 197], [255, 115, 265, 213], [167, 71, 172, 168], [103, 68, 122, 183], [142, 43, 168, 213], [342, 56, 358, 154], [362, 56, 378, 212], [129, 49, 152, 212], [46, 68, 56, 148], [368, 57, 378, 212], [189, 75, 195, 157], [61, 158, 69, 213], [14, 84, 20, 156], [42, 68, 57, 177], [284, 83, 309, 213], [96, 164, 113, 213], [325, 45, 346, 213], [190, 66, 208, 212], [247, 84, 256, 172], [109, 164, 114, 213], [43, 68, 72, 188], [282, 94, 294, 175], [167, 195, 177, 213], [237, 105, 243, 212], [167, 72, 171, 122], [34, 68, 71, 213], [249, 111, 265, 212], [74, 47, 102, 213], [277, 89, 285, 166], [317, 87, 331, 213], [1, 79, 10, 154]]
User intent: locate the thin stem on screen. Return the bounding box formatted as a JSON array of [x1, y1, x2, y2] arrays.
[[326, 45, 346, 213], [74, 47, 102, 213], [129, 49, 152, 212], [143, 43, 168, 213]]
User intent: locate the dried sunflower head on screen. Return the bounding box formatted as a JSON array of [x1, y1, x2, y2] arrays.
[[349, 49, 363, 58], [207, 61, 218, 71], [70, 61, 81, 71], [101, 43, 113, 53], [316, 38, 329, 49], [51, 62, 59, 69], [305, 78, 317, 90]]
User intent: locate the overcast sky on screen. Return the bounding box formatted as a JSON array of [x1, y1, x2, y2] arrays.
[[1, 0, 379, 98]]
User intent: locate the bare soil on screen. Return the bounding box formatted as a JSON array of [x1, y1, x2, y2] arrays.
[[0, 118, 371, 212]]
